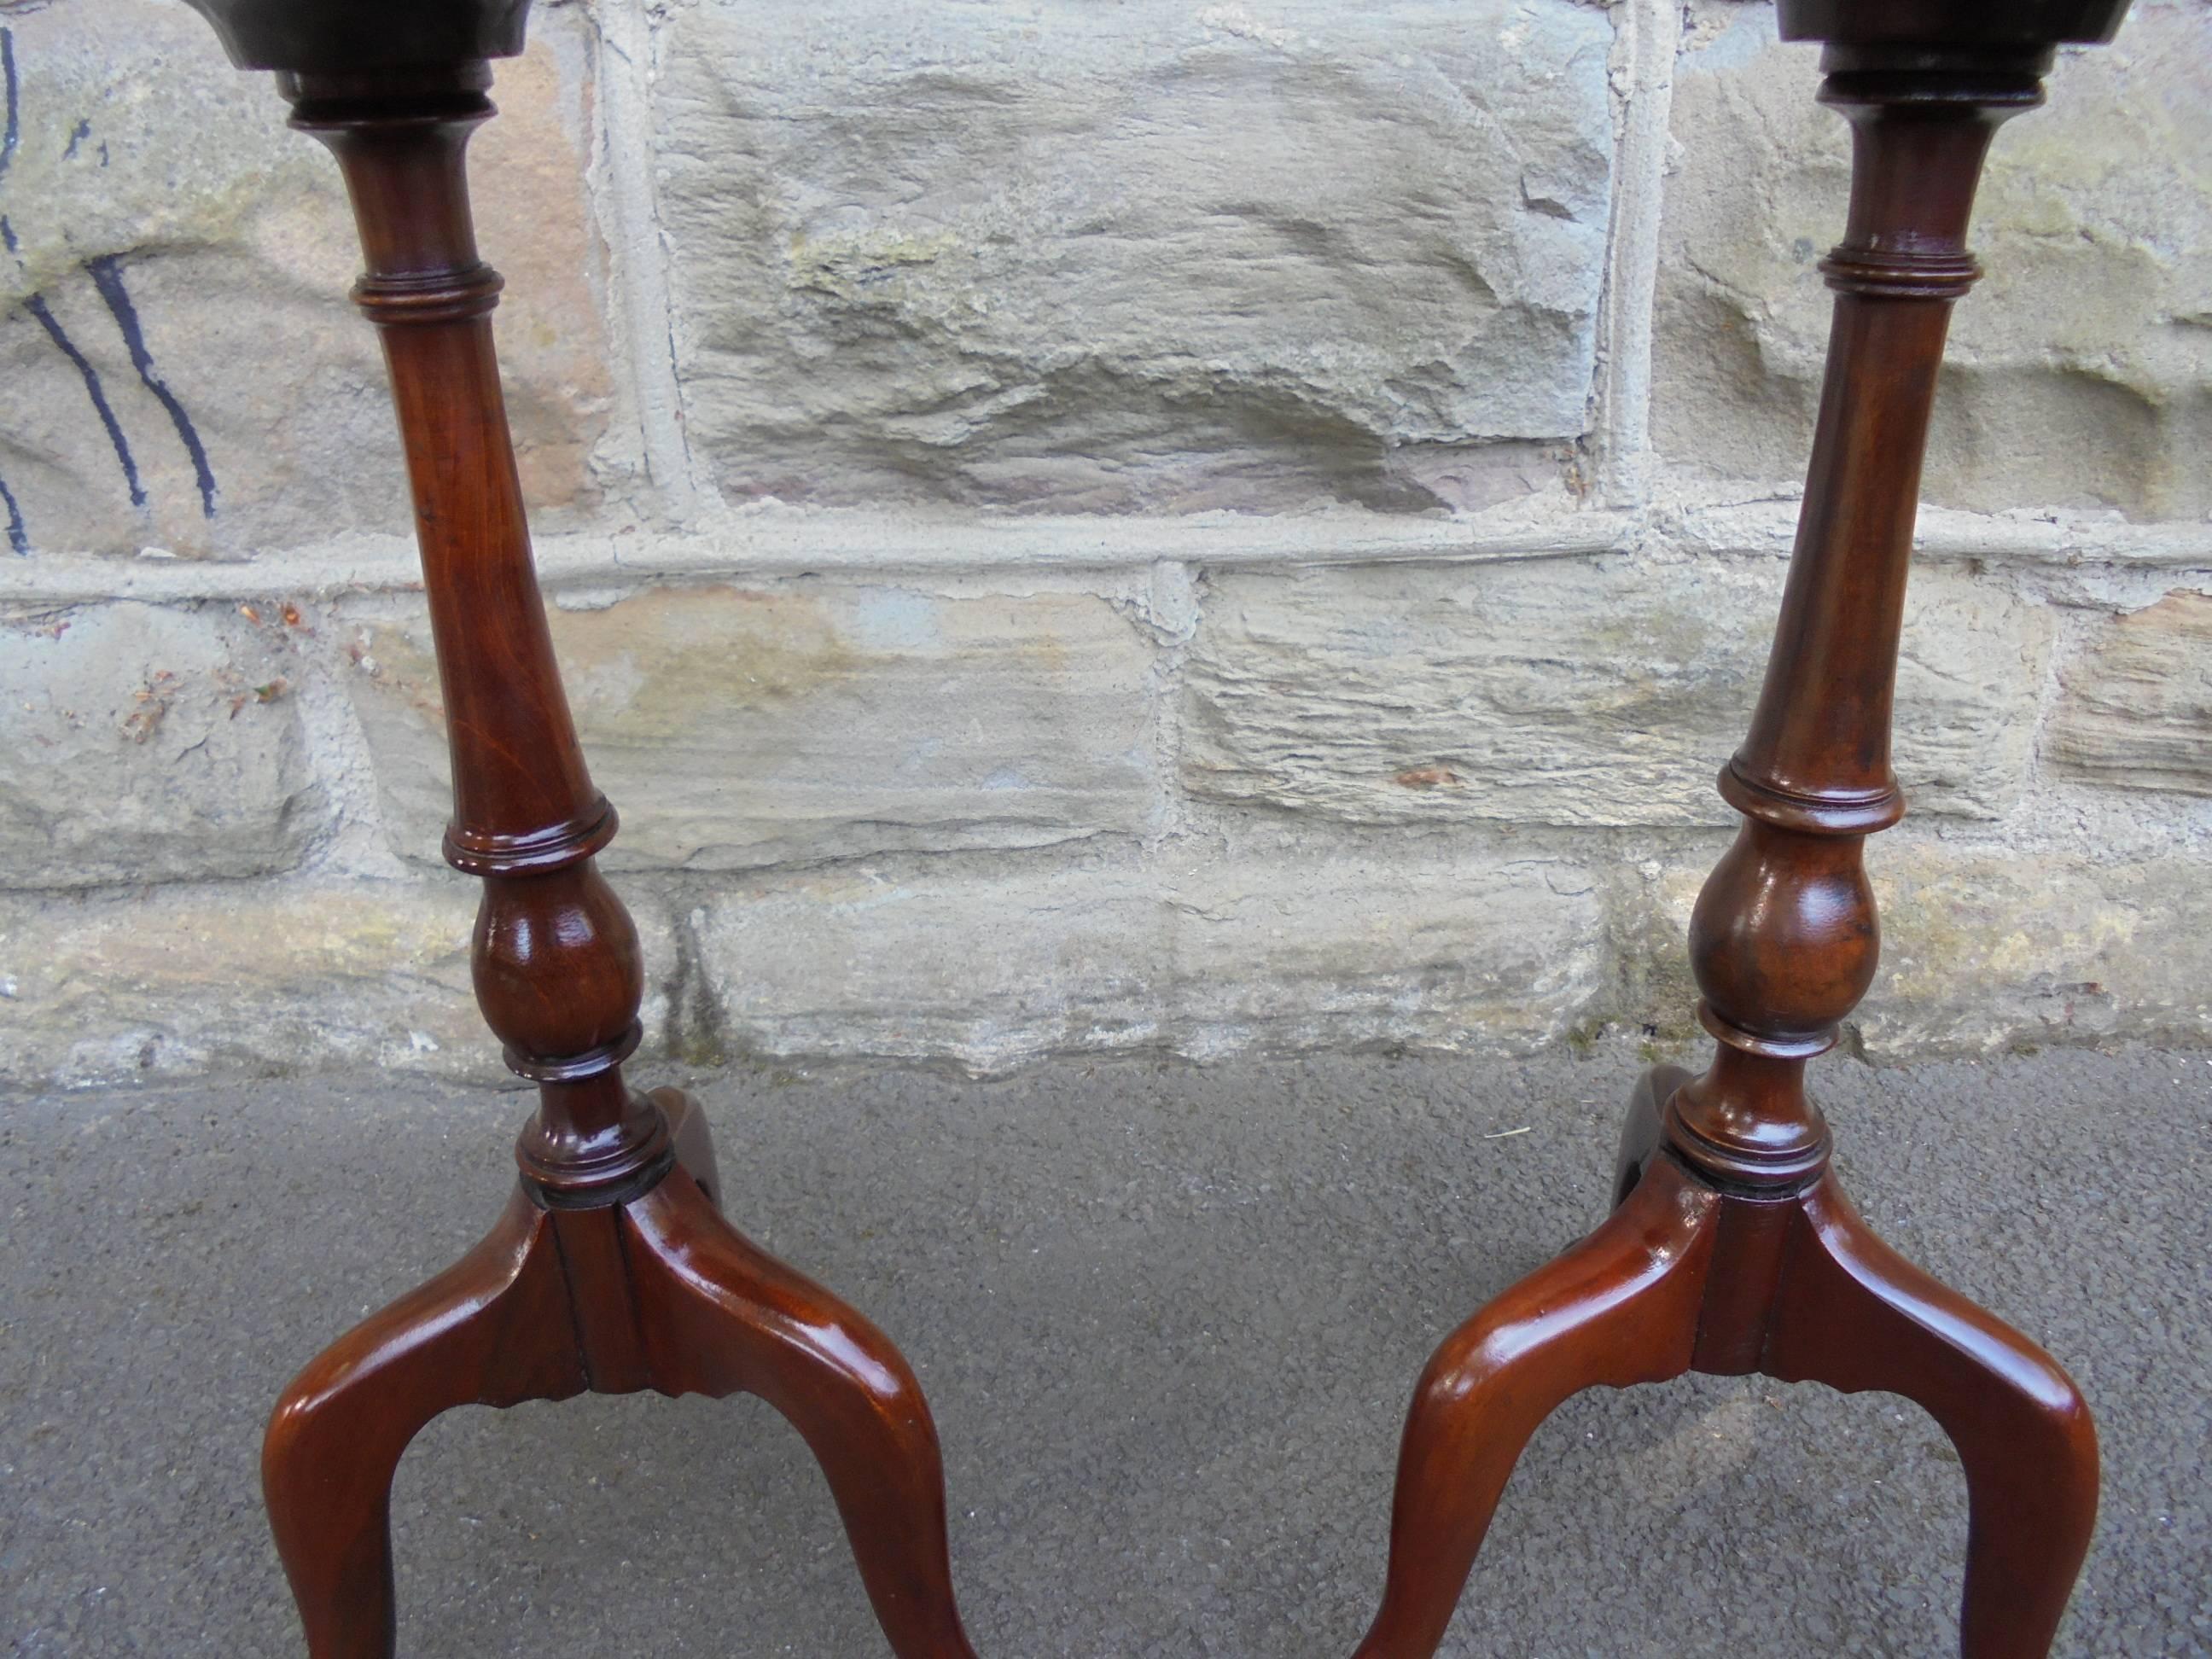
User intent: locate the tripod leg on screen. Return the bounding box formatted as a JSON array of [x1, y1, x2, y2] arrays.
[[1764, 1179, 2098, 1658], [655, 1086, 724, 1211], [262, 1190, 586, 1659], [1612, 1064, 1690, 1209], [1353, 1157, 1722, 1658], [622, 1169, 979, 1659]]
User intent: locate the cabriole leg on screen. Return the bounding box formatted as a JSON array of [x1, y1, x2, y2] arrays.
[[261, 1194, 584, 1659], [626, 1173, 981, 1658], [1353, 1158, 1718, 1658], [1766, 1180, 2099, 1658]]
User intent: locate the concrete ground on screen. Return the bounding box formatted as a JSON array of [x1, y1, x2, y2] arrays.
[[2, 1044, 2206, 1657]]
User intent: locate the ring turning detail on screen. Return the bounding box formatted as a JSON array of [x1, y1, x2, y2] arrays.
[[172, 0, 2130, 1653]]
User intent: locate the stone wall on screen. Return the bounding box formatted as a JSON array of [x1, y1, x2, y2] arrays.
[[3, 0, 2208, 1087]]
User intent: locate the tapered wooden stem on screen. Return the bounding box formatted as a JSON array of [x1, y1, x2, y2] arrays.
[[290, 67, 667, 1204], [1666, 51, 2046, 1190], [1355, 21, 2122, 1656]]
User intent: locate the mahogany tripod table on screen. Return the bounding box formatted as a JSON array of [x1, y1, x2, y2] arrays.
[[177, 0, 2132, 1655]]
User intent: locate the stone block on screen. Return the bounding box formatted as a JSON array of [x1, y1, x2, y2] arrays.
[[2045, 591, 2212, 796], [0, 0, 614, 559], [1869, 847, 2212, 1053], [1180, 556, 2054, 826], [0, 601, 319, 889], [1653, 0, 2212, 521], [0, 877, 680, 1086], [344, 583, 1158, 869], [652, 0, 1615, 514], [692, 842, 1606, 1072]]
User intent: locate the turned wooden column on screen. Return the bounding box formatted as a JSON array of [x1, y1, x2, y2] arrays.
[[288, 68, 671, 1207], [1663, 47, 2042, 1191], [181, 9, 979, 1656], [1353, 7, 2131, 1657]]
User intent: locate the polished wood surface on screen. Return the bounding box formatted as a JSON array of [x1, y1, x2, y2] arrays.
[[264, 1103, 976, 1659], [1361, 1069, 2099, 1658], [1353, 7, 2126, 1655], [196, 20, 976, 1656]]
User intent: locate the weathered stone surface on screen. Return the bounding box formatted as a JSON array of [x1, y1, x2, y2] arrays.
[[2046, 592, 2212, 796], [345, 584, 1158, 870], [1633, 839, 2212, 1056], [692, 843, 1605, 1072], [0, 0, 614, 559], [1181, 556, 2055, 825], [1654, 0, 2212, 521], [0, 602, 319, 889], [652, 0, 1615, 515], [1863, 849, 2212, 1054], [0, 878, 679, 1086]]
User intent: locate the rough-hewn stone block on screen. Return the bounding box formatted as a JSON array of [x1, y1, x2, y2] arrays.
[[2046, 592, 2212, 796], [1181, 556, 2054, 825], [0, 602, 319, 889], [0, 0, 614, 559], [1654, 0, 2212, 521], [692, 844, 1605, 1072], [1864, 848, 2212, 1054], [0, 882, 482, 1083], [652, 0, 1615, 514], [0, 878, 679, 1086], [345, 584, 1158, 869]]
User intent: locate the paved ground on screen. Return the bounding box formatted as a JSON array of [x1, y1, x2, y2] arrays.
[[2, 1044, 2207, 1657]]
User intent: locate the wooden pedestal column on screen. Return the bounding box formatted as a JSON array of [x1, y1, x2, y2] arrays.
[[177, 8, 980, 1655], [1351, 6, 2132, 1656]]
